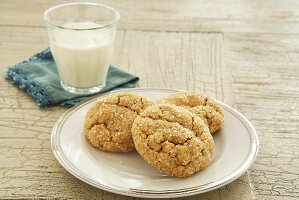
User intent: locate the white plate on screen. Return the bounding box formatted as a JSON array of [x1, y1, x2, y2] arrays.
[[51, 88, 259, 198]]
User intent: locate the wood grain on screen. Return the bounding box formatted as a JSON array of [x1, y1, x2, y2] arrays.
[[225, 33, 299, 200], [2, 0, 299, 33]]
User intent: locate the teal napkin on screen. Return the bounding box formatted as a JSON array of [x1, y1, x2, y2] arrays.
[[6, 48, 139, 107]]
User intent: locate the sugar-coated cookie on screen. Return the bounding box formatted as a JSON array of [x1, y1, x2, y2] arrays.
[[160, 92, 224, 134], [132, 104, 214, 177], [84, 93, 152, 152]]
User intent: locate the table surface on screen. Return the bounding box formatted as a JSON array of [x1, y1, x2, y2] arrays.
[[0, 0, 298, 199]]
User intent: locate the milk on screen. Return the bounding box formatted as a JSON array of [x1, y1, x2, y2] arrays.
[[50, 21, 113, 88]]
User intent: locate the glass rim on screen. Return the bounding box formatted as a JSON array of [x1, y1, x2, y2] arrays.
[[43, 2, 120, 30]]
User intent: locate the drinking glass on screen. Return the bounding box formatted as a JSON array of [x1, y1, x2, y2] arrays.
[[44, 2, 119, 94]]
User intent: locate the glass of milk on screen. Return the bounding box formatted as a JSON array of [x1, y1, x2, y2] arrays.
[[44, 3, 119, 94]]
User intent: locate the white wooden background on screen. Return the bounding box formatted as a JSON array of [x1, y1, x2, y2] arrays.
[[0, 0, 298, 199]]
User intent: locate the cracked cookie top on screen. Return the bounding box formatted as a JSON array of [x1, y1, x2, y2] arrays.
[[160, 91, 224, 134], [84, 93, 152, 152], [132, 104, 214, 177]]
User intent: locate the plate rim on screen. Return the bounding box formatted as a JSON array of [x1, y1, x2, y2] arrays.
[[51, 87, 259, 198]]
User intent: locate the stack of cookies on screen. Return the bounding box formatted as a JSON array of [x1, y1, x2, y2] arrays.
[[84, 91, 224, 178]]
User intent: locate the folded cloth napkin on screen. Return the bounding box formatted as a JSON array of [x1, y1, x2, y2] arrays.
[[6, 48, 139, 108]]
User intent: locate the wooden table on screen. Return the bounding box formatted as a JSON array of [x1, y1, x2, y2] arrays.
[[1, 0, 298, 199]]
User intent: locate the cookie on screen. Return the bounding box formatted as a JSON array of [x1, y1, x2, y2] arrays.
[[132, 104, 214, 177], [84, 93, 152, 152], [160, 91, 224, 134]]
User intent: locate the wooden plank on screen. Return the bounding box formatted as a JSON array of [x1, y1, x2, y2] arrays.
[[2, 0, 299, 33], [225, 33, 299, 199], [0, 25, 252, 199]]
